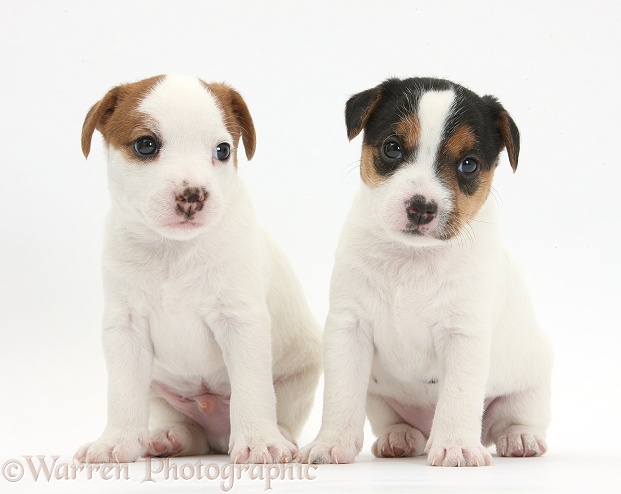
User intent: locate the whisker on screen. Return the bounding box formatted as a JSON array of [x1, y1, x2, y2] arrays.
[[490, 186, 503, 209], [342, 160, 361, 179]]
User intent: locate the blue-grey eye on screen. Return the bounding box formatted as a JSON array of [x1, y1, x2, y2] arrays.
[[382, 140, 402, 160], [133, 136, 159, 157], [214, 143, 231, 161], [458, 158, 478, 174]]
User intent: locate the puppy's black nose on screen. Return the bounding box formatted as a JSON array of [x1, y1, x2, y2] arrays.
[[176, 187, 208, 204], [175, 186, 209, 220], [406, 195, 437, 226]]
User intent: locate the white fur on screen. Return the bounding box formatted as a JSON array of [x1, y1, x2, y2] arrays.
[[75, 75, 321, 464], [298, 89, 552, 467], [376, 91, 456, 245]]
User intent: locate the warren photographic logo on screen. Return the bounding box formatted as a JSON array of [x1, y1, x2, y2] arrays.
[[2, 456, 319, 491]]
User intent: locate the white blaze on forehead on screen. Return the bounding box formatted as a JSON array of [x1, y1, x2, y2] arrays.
[[377, 89, 457, 241], [138, 74, 229, 144], [416, 89, 456, 165]]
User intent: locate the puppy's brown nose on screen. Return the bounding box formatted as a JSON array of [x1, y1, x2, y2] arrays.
[[175, 186, 208, 220], [406, 195, 437, 226]]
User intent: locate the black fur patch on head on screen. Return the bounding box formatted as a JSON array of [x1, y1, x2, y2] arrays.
[[345, 77, 520, 186], [361, 78, 452, 146]]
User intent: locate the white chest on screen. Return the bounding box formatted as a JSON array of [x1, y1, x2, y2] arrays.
[[107, 244, 230, 392], [361, 248, 494, 402], [369, 274, 446, 391]]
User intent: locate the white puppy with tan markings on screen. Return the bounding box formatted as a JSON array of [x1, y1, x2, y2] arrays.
[[75, 74, 321, 464], [298, 77, 552, 467]]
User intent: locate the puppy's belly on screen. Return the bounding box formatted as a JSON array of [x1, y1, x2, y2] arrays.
[[152, 381, 230, 446], [368, 366, 440, 438], [381, 396, 496, 438], [384, 397, 435, 437], [148, 310, 231, 447], [149, 309, 226, 374]]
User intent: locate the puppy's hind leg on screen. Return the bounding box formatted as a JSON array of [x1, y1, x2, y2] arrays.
[[274, 365, 322, 447], [482, 380, 551, 458], [146, 396, 210, 457], [367, 394, 426, 458]]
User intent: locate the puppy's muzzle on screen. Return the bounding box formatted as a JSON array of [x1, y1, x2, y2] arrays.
[[406, 195, 437, 226], [175, 186, 209, 220]]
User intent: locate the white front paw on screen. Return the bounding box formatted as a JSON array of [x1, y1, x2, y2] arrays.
[[296, 431, 361, 464], [229, 433, 296, 464], [426, 437, 492, 467], [74, 431, 146, 463]]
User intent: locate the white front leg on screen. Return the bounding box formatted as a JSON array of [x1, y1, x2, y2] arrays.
[[426, 323, 493, 467], [297, 310, 373, 464], [75, 307, 153, 463], [208, 303, 294, 463]]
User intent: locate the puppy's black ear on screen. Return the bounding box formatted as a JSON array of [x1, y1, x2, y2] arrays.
[[345, 85, 383, 141], [81, 86, 121, 159], [482, 95, 520, 172]]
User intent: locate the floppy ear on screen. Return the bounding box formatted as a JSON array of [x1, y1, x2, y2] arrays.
[[482, 95, 520, 172], [207, 83, 256, 161], [81, 86, 121, 159], [345, 85, 383, 141]]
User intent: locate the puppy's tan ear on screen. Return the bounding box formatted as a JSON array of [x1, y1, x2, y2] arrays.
[[482, 95, 520, 172], [345, 85, 383, 141], [81, 87, 121, 159], [207, 83, 256, 161]]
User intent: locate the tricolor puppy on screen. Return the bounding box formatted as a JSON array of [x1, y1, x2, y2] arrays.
[[75, 74, 321, 464], [298, 77, 552, 467]]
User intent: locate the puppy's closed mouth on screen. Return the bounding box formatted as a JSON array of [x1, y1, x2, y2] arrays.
[[402, 225, 431, 236], [164, 220, 204, 229]]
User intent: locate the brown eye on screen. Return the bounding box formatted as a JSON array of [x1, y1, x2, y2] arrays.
[[458, 158, 478, 174], [133, 136, 159, 157], [382, 140, 402, 160]]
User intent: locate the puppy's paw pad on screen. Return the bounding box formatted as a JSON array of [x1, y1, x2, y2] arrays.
[[146, 425, 192, 457], [296, 441, 358, 464], [496, 427, 547, 457], [74, 437, 144, 464], [426, 442, 492, 467], [372, 424, 426, 458]]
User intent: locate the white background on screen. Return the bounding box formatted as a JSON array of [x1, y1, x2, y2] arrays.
[[1, 1, 620, 492]]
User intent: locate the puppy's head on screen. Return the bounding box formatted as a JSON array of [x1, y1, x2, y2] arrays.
[[82, 74, 256, 240], [346, 77, 519, 246]]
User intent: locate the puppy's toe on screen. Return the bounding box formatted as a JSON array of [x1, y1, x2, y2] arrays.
[[296, 441, 358, 464], [146, 425, 191, 457], [74, 442, 93, 463], [230, 434, 296, 464], [372, 424, 426, 458], [427, 441, 493, 467], [74, 436, 144, 464], [496, 425, 547, 457]]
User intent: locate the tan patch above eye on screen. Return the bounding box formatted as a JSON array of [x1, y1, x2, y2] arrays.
[[436, 123, 494, 238], [443, 124, 476, 158], [394, 114, 421, 149], [360, 145, 387, 188], [82, 75, 165, 158]]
